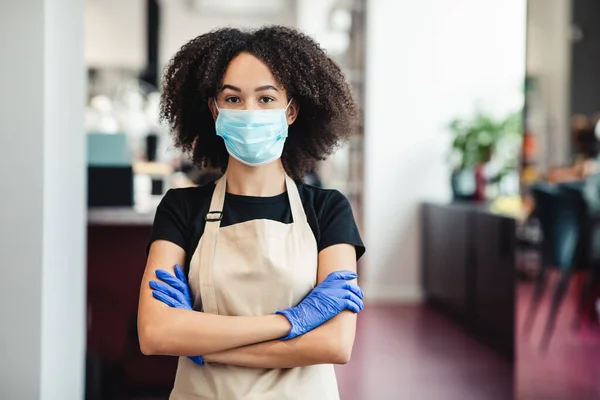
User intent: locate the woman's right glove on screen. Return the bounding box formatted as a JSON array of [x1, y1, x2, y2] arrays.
[[276, 270, 364, 340], [150, 265, 204, 366]]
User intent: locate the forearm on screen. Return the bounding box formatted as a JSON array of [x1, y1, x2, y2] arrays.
[[139, 241, 292, 357], [203, 311, 357, 368], [139, 307, 291, 357]]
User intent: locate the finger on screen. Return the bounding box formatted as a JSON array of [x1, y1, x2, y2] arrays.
[[174, 264, 187, 283], [344, 291, 365, 311], [189, 355, 204, 366], [155, 269, 189, 295], [342, 282, 364, 299], [149, 280, 187, 305], [322, 288, 364, 312], [322, 279, 363, 296], [344, 299, 362, 313], [152, 290, 180, 308], [325, 270, 358, 282], [155, 269, 184, 289]]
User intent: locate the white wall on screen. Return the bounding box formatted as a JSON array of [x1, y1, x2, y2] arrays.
[[526, 0, 572, 168], [84, 0, 296, 72], [159, 0, 296, 68], [295, 0, 343, 53], [0, 0, 86, 398], [363, 0, 526, 301], [0, 1, 44, 395], [85, 0, 146, 70], [295, 0, 334, 43]]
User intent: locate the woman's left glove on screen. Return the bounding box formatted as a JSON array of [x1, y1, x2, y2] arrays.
[[149, 264, 204, 366], [276, 270, 364, 340]]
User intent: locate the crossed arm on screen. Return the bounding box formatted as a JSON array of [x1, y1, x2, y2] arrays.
[[137, 240, 358, 367]]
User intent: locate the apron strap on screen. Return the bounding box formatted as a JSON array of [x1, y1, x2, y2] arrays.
[[198, 174, 227, 314], [285, 175, 307, 224]]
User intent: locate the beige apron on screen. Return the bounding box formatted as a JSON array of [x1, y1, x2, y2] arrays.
[[170, 173, 339, 400]]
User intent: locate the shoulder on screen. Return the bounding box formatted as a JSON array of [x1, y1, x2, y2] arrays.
[[297, 183, 351, 217], [148, 182, 215, 255], [162, 183, 215, 205], [157, 183, 215, 223], [297, 182, 365, 259]]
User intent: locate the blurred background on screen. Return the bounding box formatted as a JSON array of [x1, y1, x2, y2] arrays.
[[2, 0, 600, 399], [83, 0, 366, 218]]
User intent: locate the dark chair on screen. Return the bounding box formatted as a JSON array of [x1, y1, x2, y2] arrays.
[[572, 175, 600, 327], [524, 179, 600, 350], [523, 183, 582, 351], [552, 182, 593, 333]]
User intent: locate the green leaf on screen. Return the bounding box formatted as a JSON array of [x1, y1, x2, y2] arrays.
[[445, 107, 523, 170]]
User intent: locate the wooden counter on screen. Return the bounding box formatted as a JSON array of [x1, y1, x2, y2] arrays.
[[421, 202, 516, 359], [87, 206, 177, 397]]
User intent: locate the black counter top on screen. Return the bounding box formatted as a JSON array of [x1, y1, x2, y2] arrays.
[[88, 207, 155, 226], [422, 201, 518, 220]]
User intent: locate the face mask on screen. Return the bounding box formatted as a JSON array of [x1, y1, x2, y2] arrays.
[[214, 99, 292, 167]]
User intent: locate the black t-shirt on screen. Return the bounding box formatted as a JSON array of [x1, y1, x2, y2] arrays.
[[147, 182, 366, 271]]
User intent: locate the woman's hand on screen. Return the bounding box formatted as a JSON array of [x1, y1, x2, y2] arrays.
[[150, 264, 193, 309], [276, 270, 364, 340], [149, 264, 204, 366]]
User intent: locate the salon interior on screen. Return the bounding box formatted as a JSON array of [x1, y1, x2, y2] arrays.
[[2, 0, 600, 399]]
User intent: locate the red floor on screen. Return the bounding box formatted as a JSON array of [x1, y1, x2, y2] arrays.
[[335, 304, 513, 400], [516, 278, 600, 400], [130, 288, 600, 400], [127, 304, 512, 400]]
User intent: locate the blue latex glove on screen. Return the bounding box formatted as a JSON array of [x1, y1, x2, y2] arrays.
[[276, 270, 364, 340], [149, 264, 204, 366]]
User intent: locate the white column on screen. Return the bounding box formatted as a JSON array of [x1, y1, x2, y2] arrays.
[[362, 0, 526, 301], [526, 0, 572, 168], [0, 0, 86, 398]]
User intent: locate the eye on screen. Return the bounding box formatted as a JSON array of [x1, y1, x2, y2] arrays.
[[225, 96, 240, 103], [259, 96, 275, 103]]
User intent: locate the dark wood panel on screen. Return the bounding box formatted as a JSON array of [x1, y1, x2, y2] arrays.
[[423, 204, 469, 315], [473, 213, 516, 344], [422, 202, 515, 359], [87, 225, 178, 394]]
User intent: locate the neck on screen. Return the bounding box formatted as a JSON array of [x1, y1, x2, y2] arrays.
[[225, 158, 286, 197]]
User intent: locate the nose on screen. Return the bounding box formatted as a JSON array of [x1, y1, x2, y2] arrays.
[[241, 100, 261, 111]]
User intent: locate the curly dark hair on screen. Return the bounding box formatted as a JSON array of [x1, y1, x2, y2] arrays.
[[160, 25, 359, 180]]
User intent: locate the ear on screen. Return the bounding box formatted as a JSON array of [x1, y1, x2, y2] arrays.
[[286, 99, 299, 125], [208, 97, 218, 121]]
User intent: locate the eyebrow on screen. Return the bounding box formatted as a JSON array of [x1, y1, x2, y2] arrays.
[[220, 84, 279, 92], [221, 84, 241, 92], [255, 85, 278, 92]]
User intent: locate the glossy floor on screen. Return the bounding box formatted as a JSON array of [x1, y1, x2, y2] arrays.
[[132, 290, 600, 400], [516, 277, 600, 400], [130, 304, 513, 400], [335, 304, 513, 400]]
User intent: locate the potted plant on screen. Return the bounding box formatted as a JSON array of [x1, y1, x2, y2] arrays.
[[447, 109, 522, 201]]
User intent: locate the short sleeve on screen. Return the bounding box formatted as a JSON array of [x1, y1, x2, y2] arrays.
[[318, 190, 366, 260], [146, 189, 188, 255]]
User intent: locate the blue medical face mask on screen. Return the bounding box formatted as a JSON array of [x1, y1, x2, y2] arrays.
[[214, 99, 292, 167]]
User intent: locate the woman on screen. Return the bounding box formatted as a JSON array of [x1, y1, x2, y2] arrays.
[[138, 26, 366, 399]]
